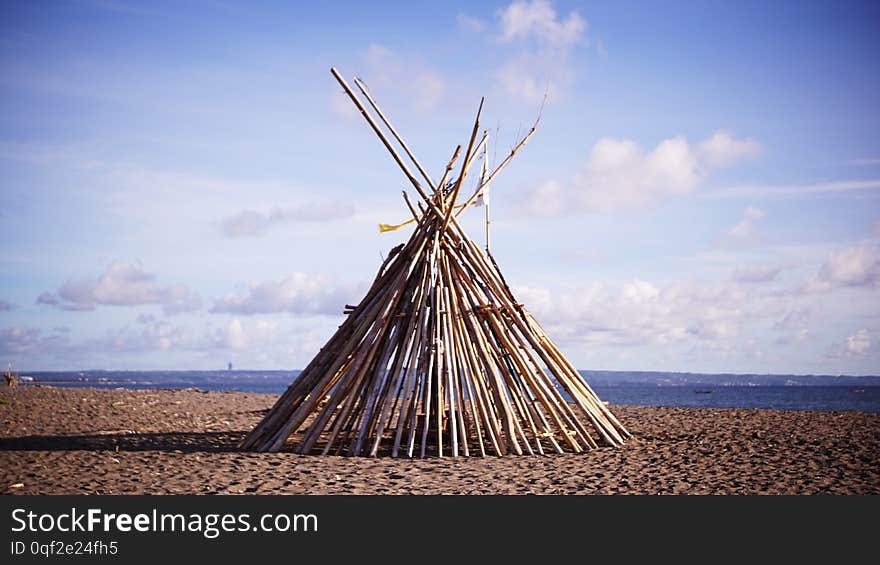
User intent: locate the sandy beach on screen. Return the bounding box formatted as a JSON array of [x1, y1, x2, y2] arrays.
[[1, 385, 877, 495]]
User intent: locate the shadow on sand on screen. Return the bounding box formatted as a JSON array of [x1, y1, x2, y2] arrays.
[[0, 431, 247, 453]]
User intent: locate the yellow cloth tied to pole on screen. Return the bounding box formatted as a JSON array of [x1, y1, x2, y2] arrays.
[[378, 218, 417, 233], [379, 202, 469, 233]]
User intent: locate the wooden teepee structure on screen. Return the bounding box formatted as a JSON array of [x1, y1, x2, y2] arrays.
[[240, 68, 630, 456]]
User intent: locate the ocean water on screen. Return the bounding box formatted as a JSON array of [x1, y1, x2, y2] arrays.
[[591, 385, 880, 413], [14, 370, 880, 413]]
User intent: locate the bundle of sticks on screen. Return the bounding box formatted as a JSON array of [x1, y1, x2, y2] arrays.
[[239, 68, 630, 456]]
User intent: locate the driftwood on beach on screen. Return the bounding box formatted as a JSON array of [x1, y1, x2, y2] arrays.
[[239, 68, 630, 456]]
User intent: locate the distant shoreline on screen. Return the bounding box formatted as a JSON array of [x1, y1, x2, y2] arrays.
[[9, 379, 880, 414], [14, 368, 880, 385]]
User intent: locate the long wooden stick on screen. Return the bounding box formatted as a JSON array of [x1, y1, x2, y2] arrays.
[[331, 68, 446, 222], [439, 98, 483, 236], [455, 112, 541, 218], [354, 76, 437, 192]]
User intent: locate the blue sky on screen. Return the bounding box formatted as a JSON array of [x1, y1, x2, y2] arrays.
[[1, 0, 878, 374]]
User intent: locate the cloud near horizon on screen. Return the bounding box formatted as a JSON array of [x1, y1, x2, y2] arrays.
[[36, 261, 202, 315], [845, 328, 871, 357], [220, 202, 356, 238], [0, 325, 71, 358], [513, 277, 765, 355], [525, 130, 762, 215], [511, 271, 847, 366], [803, 242, 880, 293], [0, 315, 280, 358], [210, 273, 363, 316]]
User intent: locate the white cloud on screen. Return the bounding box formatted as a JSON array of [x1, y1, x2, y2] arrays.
[[845, 328, 871, 356], [731, 265, 781, 283], [101, 317, 195, 352], [0, 325, 44, 355], [496, 58, 545, 105], [498, 0, 586, 48], [37, 261, 201, 314], [495, 52, 571, 105], [697, 130, 762, 168], [221, 318, 279, 351], [819, 243, 880, 286], [513, 277, 778, 355], [224, 318, 248, 350], [715, 206, 766, 248], [804, 242, 880, 293], [491, 0, 588, 104], [772, 308, 813, 346], [621, 279, 660, 304], [211, 273, 361, 316], [220, 202, 356, 238], [511, 271, 880, 368], [0, 325, 70, 356], [456, 13, 486, 32], [1, 316, 299, 368], [86, 316, 281, 354], [346, 44, 447, 113], [525, 131, 759, 214], [525, 180, 565, 215]]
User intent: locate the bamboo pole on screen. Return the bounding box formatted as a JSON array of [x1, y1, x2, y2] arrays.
[[368, 262, 430, 456], [454, 113, 540, 218], [283, 227, 433, 453], [317, 235, 435, 455], [441, 273, 469, 457], [330, 68, 446, 223], [445, 264, 502, 455], [353, 249, 435, 454], [446, 235, 620, 447], [391, 261, 432, 456], [351, 308, 406, 455], [432, 258, 444, 457], [244, 228, 424, 450], [449, 276, 522, 455], [353, 76, 437, 192], [442, 235, 597, 450], [439, 98, 483, 236], [405, 309, 430, 457]]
